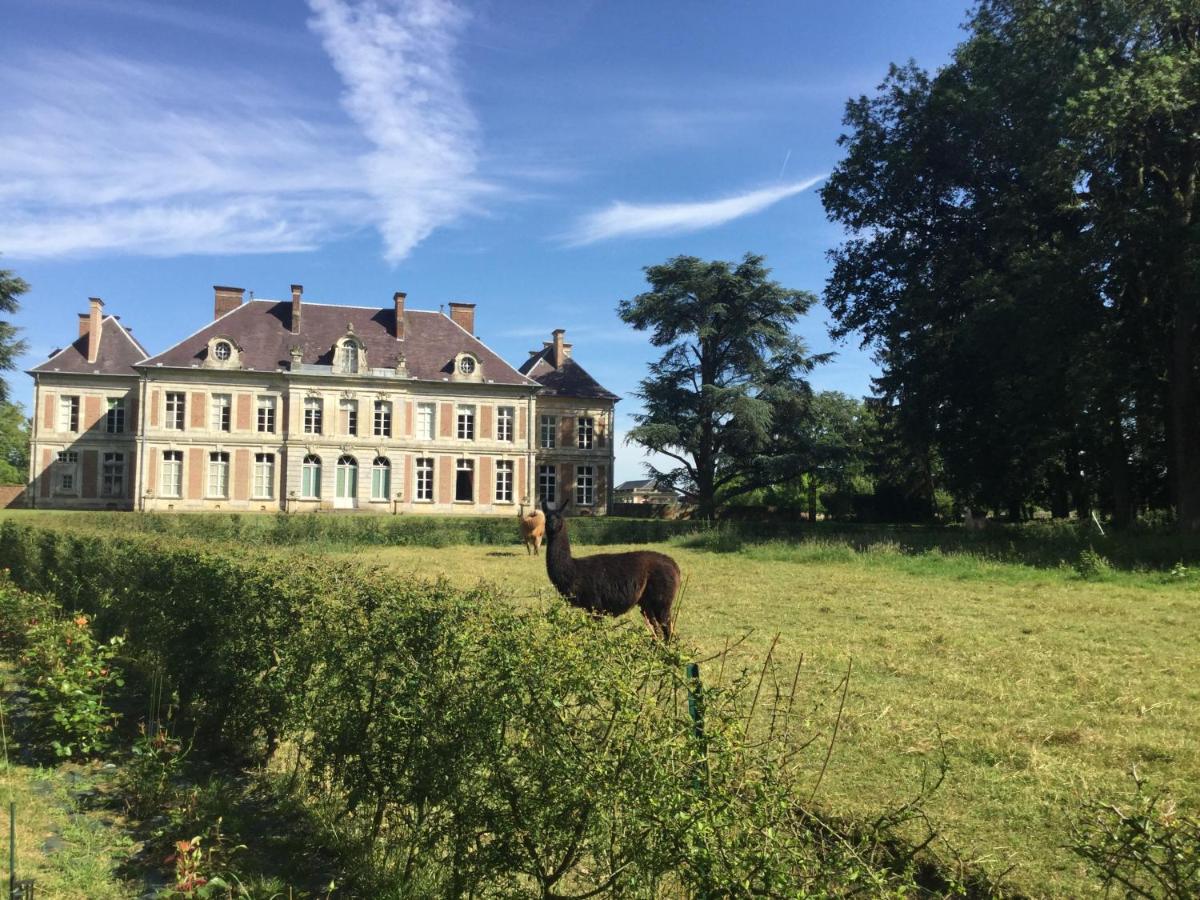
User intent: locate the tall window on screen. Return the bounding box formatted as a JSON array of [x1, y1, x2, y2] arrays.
[[160, 451, 183, 498], [371, 457, 391, 501], [253, 453, 274, 499], [457, 405, 475, 440], [301, 455, 322, 498], [576, 465, 594, 506], [495, 460, 514, 503], [101, 452, 125, 497], [538, 464, 557, 505], [577, 416, 594, 450], [55, 451, 78, 494], [59, 396, 80, 433], [336, 455, 358, 499], [208, 452, 229, 498], [211, 394, 231, 432], [416, 402, 435, 440], [455, 459, 474, 502], [257, 396, 276, 434], [340, 340, 359, 374], [166, 392, 186, 431], [105, 398, 125, 433], [415, 458, 434, 501], [497, 407, 514, 442], [539, 415, 556, 449], [373, 400, 392, 438], [340, 399, 359, 436], [304, 398, 323, 435]]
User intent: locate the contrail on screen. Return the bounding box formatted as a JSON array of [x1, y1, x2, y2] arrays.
[[778, 148, 792, 180]]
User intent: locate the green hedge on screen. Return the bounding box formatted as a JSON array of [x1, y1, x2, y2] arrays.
[[0, 520, 973, 897]]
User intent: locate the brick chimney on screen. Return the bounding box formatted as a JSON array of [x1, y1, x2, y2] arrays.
[[551, 328, 566, 368], [290, 284, 303, 335], [213, 285, 244, 320], [87, 297, 104, 364], [393, 291, 406, 340], [448, 301, 475, 335], [78, 313, 91, 337]]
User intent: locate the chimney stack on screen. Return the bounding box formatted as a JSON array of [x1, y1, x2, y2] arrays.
[[78, 313, 91, 337], [448, 301, 476, 335], [393, 291, 406, 340], [213, 285, 244, 320], [290, 284, 303, 335], [87, 297, 104, 364], [552, 328, 566, 369]]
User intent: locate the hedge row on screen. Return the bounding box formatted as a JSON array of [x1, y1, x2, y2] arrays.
[[0, 520, 954, 897]]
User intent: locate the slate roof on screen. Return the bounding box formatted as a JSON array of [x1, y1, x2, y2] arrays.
[[30, 317, 148, 376], [518, 348, 619, 401], [615, 479, 658, 491], [141, 300, 538, 386]]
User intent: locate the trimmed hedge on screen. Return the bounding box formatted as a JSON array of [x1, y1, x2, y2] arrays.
[[0, 520, 974, 897]]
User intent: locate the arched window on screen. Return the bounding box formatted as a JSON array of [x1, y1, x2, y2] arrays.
[[301, 454, 322, 498], [336, 454, 358, 499], [371, 456, 391, 501], [341, 340, 359, 374]]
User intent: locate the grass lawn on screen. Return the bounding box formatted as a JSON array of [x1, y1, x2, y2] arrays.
[[328, 537, 1200, 898]]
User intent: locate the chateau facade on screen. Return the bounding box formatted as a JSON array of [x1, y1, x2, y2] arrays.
[[28, 286, 618, 515]]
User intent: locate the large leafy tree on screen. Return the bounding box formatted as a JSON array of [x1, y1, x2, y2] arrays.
[[0, 266, 29, 403], [0, 402, 29, 484], [618, 254, 825, 518], [823, 0, 1199, 528]]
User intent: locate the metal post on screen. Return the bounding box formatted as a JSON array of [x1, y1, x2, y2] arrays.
[[9, 800, 14, 900]]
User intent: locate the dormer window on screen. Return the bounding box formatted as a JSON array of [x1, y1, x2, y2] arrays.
[[458, 356, 476, 375], [452, 351, 481, 382], [341, 340, 359, 373], [204, 335, 241, 369], [335, 330, 366, 374]]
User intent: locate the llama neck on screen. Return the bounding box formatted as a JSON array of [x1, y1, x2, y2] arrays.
[[545, 521, 578, 589]]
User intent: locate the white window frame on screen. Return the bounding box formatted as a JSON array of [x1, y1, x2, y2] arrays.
[[105, 398, 125, 434], [59, 396, 80, 433], [253, 453, 274, 499], [577, 416, 594, 450], [371, 457, 391, 501], [416, 402, 435, 441], [539, 414, 556, 449], [304, 398, 323, 435], [538, 464, 557, 505], [497, 406, 514, 442], [208, 451, 230, 499], [301, 455, 322, 499], [101, 452, 125, 498], [340, 399, 359, 437], [335, 455, 358, 499], [166, 392, 186, 431], [575, 465, 594, 506], [256, 396, 276, 434], [373, 400, 392, 438], [415, 457, 434, 501], [55, 451, 79, 494], [495, 459, 514, 503], [211, 393, 231, 433], [341, 341, 359, 374], [160, 450, 183, 498], [457, 405, 475, 441]]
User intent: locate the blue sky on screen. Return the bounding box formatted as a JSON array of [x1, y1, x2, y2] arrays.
[[3, 0, 970, 481]]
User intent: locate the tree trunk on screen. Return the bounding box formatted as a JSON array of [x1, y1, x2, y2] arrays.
[[1168, 300, 1200, 531]]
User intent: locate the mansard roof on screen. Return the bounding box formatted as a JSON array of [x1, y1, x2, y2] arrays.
[[30, 316, 148, 376], [519, 348, 620, 401], [141, 300, 538, 386]]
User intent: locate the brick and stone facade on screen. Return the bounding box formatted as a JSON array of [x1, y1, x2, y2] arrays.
[[28, 286, 618, 515]]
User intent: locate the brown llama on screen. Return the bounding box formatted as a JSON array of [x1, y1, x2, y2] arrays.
[[542, 499, 681, 640], [518, 501, 546, 555]]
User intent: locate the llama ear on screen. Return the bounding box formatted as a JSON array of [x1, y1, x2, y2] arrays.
[[561, 497, 572, 515], [540, 496, 550, 516]]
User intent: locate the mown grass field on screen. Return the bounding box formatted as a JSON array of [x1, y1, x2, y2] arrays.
[[327, 535, 1200, 898]]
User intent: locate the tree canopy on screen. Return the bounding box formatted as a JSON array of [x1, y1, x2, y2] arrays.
[[0, 265, 29, 404], [618, 253, 826, 518], [823, 0, 1200, 529]]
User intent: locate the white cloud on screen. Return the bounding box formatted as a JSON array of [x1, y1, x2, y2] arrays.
[[307, 0, 486, 262], [566, 176, 826, 246]]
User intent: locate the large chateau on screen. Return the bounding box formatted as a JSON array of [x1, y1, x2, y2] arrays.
[[28, 286, 618, 515]]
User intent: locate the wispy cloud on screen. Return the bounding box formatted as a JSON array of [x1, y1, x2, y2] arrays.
[[0, 53, 370, 258], [566, 176, 825, 246], [307, 0, 486, 263]]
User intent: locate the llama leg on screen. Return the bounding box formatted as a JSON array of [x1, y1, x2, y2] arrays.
[[640, 607, 661, 640]]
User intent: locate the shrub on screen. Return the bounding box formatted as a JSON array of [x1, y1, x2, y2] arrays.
[[1075, 548, 1114, 580]]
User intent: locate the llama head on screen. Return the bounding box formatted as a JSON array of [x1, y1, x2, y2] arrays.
[[542, 497, 571, 536]]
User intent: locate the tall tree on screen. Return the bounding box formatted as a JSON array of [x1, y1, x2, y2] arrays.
[[618, 254, 825, 518], [823, 0, 1199, 528], [0, 402, 29, 484], [0, 265, 29, 404]]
